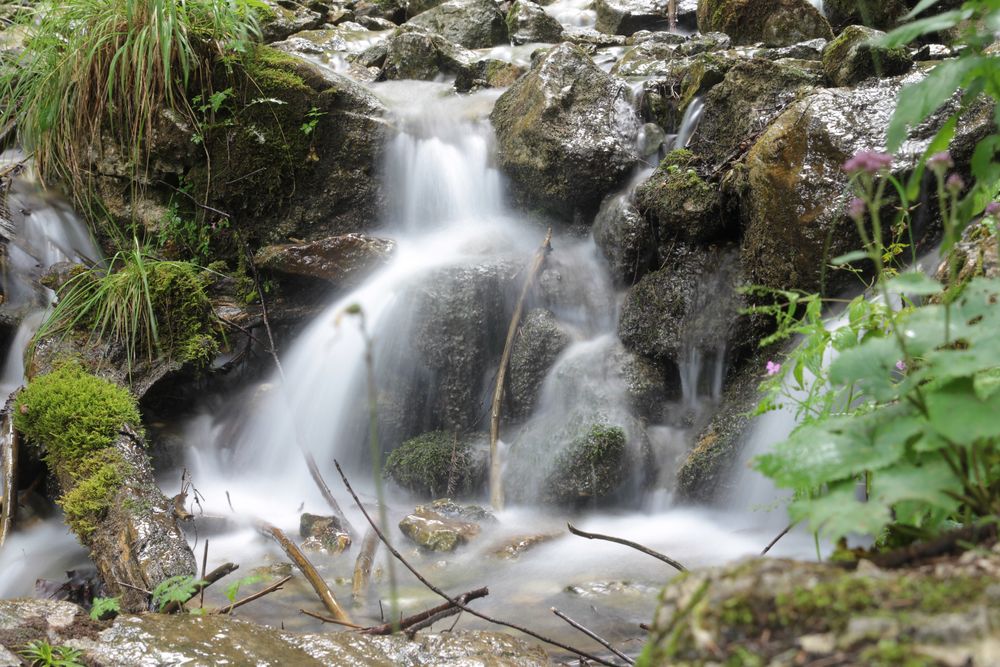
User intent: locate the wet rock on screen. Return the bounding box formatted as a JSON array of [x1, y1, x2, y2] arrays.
[[490, 532, 561, 559], [67, 612, 551, 665], [491, 43, 639, 221], [633, 50, 741, 132], [618, 246, 740, 374], [611, 40, 683, 78], [614, 344, 669, 418], [384, 431, 488, 498], [642, 552, 1000, 665], [687, 58, 822, 169], [749, 37, 827, 61], [738, 73, 993, 293], [255, 234, 395, 285], [635, 148, 725, 244], [299, 513, 351, 554], [398, 500, 492, 551], [506, 0, 563, 44], [407, 0, 508, 49], [376, 26, 478, 80], [823, 0, 908, 32], [40, 261, 88, 292], [935, 218, 1000, 284], [540, 422, 628, 506], [565, 579, 659, 598], [821, 24, 913, 87], [454, 59, 526, 92], [563, 27, 628, 48], [696, 0, 833, 47], [595, 0, 672, 36], [593, 192, 656, 284], [260, 0, 326, 42], [354, 0, 407, 23], [508, 309, 571, 419]]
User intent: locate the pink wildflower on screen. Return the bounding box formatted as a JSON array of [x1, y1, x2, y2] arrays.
[[842, 151, 893, 175], [766, 361, 781, 376]]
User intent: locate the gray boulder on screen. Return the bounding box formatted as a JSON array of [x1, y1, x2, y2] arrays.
[[506, 0, 564, 45], [595, 0, 671, 36], [593, 192, 656, 284], [377, 27, 478, 80], [508, 309, 572, 418], [491, 43, 639, 221], [821, 24, 913, 87], [407, 0, 508, 48], [696, 0, 833, 46], [255, 234, 395, 285], [259, 0, 325, 42], [823, 0, 908, 31]]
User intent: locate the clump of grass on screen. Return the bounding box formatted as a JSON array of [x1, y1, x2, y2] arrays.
[[32, 239, 220, 372], [0, 0, 263, 191]]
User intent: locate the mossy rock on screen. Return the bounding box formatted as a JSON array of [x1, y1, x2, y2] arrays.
[[14, 361, 141, 466], [506, 0, 563, 45], [822, 24, 913, 87], [635, 149, 725, 245], [540, 423, 627, 505], [823, 0, 908, 32], [696, 0, 833, 46], [639, 555, 1000, 666], [407, 0, 508, 49], [384, 431, 487, 498]]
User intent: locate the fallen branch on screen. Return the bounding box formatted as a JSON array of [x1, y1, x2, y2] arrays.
[[335, 461, 619, 667], [761, 522, 796, 556], [361, 587, 489, 635], [352, 526, 380, 606], [161, 562, 239, 613], [259, 521, 351, 624], [567, 523, 686, 572], [552, 607, 634, 665], [871, 521, 998, 569], [489, 229, 552, 510], [216, 575, 293, 615], [668, 0, 676, 31], [0, 395, 19, 549], [300, 608, 364, 628], [243, 242, 357, 540]]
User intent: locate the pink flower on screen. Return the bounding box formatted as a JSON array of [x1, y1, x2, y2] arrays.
[[985, 201, 1000, 218], [895, 360, 907, 372], [847, 197, 866, 220], [766, 361, 781, 376], [946, 174, 965, 193], [927, 151, 954, 173], [842, 151, 893, 176]]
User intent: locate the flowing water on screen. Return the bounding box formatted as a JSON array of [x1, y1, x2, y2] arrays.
[[0, 25, 827, 666]]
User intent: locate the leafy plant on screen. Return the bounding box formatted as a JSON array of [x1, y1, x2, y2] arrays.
[[0, 0, 264, 194], [90, 596, 121, 621], [300, 105, 325, 136], [156, 200, 229, 262], [19, 640, 84, 667], [151, 575, 206, 612], [223, 574, 266, 604]]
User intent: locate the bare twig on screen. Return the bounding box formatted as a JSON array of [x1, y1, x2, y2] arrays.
[[216, 575, 292, 615], [199, 540, 209, 609], [668, 0, 676, 31], [567, 523, 687, 572], [0, 398, 20, 549], [161, 562, 239, 613], [352, 526, 380, 606], [489, 229, 552, 509], [335, 461, 619, 667], [361, 587, 489, 635], [259, 521, 351, 624], [552, 608, 634, 665], [761, 522, 796, 556], [300, 608, 364, 628]]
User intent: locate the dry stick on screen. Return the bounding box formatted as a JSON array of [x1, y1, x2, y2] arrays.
[[259, 521, 352, 624], [352, 526, 381, 606], [566, 523, 687, 573], [761, 522, 796, 556], [361, 587, 490, 635], [300, 608, 365, 628], [216, 575, 293, 615], [161, 562, 239, 613], [0, 406, 19, 549], [489, 229, 552, 510], [243, 243, 357, 539], [551, 607, 634, 665], [668, 0, 676, 31], [334, 461, 619, 667], [199, 540, 210, 609]]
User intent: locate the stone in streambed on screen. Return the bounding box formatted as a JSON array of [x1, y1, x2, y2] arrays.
[[299, 513, 351, 554], [398, 499, 494, 552]]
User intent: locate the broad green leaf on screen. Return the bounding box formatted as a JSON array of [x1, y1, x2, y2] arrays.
[[925, 377, 1000, 444], [870, 459, 961, 524], [790, 481, 892, 540], [886, 56, 980, 151], [829, 337, 901, 400], [885, 272, 942, 296], [878, 9, 973, 49], [973, 367, 1000, 401], [831, 250, 868, 265]]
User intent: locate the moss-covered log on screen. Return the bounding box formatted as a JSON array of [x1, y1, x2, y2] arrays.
[[13, 362, 195, 612]]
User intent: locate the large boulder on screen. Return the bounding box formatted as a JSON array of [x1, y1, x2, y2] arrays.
[[821, 24, 913, 87], [377, 27, 477, 80], [593, 191, 657, 284], [407, 0, 508, 48], [635, 148, 726, 245], [737, 73, 993, 293], [687, 58, 823, 169], [259, 0, 325, 42], [506, 0, 564, 44], [823, 0, 909, 32], [384, 431, 488, 498], [540, 423, 628, 506], [595, 0, 671, 36], [255, 234, 395, 285], [507, 308, 572, 418], [696, 0, 833, 46], [491, 43, 639, 221]]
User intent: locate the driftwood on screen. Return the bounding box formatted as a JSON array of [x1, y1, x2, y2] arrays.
[[161, 562, 239, 613], [567, 523, 687, 572], [352, 526, 380, 606], [243, 242, 356, 540], [335, 461, 619, 667], [259, 521, 351, 624], [761, 522, 796, 556], [216, 575, 293, 615], [552, 607, 634, 665], [489, 229, 552, 510], [0, 395, 19, 549], [300, 608, 364, 628], [361, 587, 489, 635]]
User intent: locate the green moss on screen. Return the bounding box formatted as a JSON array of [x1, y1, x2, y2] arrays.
[[14, 361, 141, 466], [860, 640, 936, 667], [385, 431, 483, 498], [59, 448, 133, 537], [145, 260, 219, 365]]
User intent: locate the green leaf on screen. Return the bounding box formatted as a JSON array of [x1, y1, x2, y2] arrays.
[[903, 0, 943, 20], [973, 367, 1000, 401], [886, 57, 980, 151], [831, 250, 868, 265], [870, 459, 961, 526], [885, 271, 942, 296], [925, 378, 1000, 445], [790, 481, 892, 540], [829, 336, 901, 401], [878, 9, 973, 49]]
